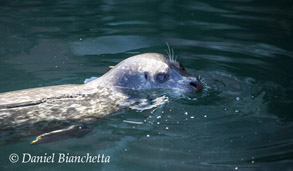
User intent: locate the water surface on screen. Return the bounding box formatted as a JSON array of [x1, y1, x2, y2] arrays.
[[0, 0, 292, 170]]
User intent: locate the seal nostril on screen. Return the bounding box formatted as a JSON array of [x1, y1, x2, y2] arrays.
[[190, 80, 204, 92], [190, 82, 198, 88]]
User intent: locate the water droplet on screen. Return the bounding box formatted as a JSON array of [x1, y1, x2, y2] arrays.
[[190, 116, 194, 119], [184, 112, 188, 115], [146, 135, 150, 137], [157, 122, 160, 124], [157, 116, 161, 119], [235, 97, 241, 101], [204, 115, 207, 118], [166, 127, 169, 130], [235, 110, 239, 113], [235, 167, 238, 170]]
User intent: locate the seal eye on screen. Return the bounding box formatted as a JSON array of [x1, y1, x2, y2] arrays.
[[155, 73, 169, 83]]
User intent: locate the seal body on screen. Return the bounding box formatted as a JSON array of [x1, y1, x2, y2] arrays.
[[0, 85, 127, 130], [0, 53, 203, 140]]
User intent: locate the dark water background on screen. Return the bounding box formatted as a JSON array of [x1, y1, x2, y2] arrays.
[[0, 0, 292, 170]]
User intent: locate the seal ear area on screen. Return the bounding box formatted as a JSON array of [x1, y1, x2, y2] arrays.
[[179, 62, 186, 72], [169, 61, 189, 76]]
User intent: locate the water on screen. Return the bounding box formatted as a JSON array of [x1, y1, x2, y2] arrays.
[[0, 0, 292, 170]]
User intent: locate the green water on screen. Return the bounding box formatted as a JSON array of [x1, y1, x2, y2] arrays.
[[0, 0, 292, 170]]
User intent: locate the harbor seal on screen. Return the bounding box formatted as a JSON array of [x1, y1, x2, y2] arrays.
[[0, 53, 203, 144]]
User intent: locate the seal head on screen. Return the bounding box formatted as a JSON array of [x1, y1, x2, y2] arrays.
[[88, 53, 203, 93]]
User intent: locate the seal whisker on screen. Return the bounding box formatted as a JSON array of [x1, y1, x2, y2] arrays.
[[171, 48, 175, 62], [165, 42, 177, 63], [198, 75, 206, 85], [165, 42, 172, 62]]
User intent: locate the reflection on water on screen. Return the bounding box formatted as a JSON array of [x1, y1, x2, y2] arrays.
[[71, 35, 158, 56], [0, 0, 292, 170]]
